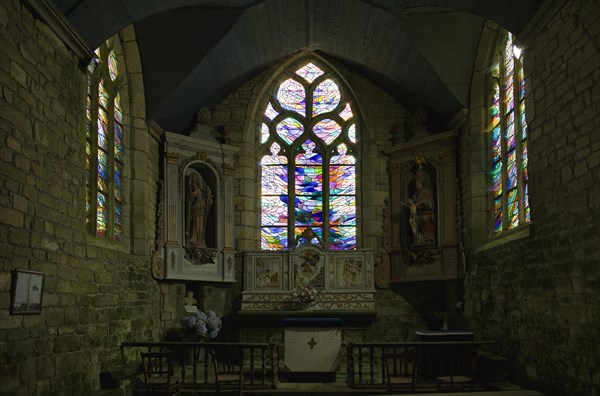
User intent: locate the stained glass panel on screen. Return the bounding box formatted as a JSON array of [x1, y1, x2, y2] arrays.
[[99, 80, 109, 108], [294, 195, 323, 225], [296, 140, 321, 165], [108, 49, 119, 81], [114, 127, 123, 164], [262, 165, 288, 195], [508, 189, 519, 228], [261, 227, 288, 250], [261, 123, 270, 143], [114, 163, 122, 201], [313, 79, 341, 116], [295, 62, 324, 83], [329, 195, 356, 225], [494, 196, 503, 233], [329, 226, 356, 250], [96, 192, 107, 237], [114, 93, 123, 124], [339, 103, 353, 121], [294, 226, 322, 245], [261, 196, 288, 226], [86, 96, 92, 139], [348, 124, 357, 143], [265, 102, 278, 120], [276, 118, 304, 144], [313, 119, 341, 145], [295, 166, 322, 194], [97, 108, 109, 150], [277, 79, 305, 116], [261, 142, 287, 165], [330, 165, 355, 195]]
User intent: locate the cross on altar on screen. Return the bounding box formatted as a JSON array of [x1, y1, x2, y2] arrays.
[[307, 337, 317, 349], [184, 291, 197, 306]]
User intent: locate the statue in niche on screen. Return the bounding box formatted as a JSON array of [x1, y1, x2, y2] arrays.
[[197, 106, 212, 126], [185, 173, 213, 248], [407, 154, 437, 246]]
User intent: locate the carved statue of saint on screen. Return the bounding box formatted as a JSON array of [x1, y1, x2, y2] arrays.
[[185, 174, 213, 247], [413, 175, 436, 244]]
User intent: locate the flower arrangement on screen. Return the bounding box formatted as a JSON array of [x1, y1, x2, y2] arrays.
[[180, 310, 221, 340], [291, 284, 319, 305]]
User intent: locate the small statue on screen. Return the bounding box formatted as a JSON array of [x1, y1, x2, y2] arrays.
[[197, 106, 211, 126]]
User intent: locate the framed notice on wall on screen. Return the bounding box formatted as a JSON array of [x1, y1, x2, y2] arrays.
[[10, 270, 44, 315]]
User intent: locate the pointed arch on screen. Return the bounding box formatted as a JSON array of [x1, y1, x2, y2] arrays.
[[258, 58, 360, 250]]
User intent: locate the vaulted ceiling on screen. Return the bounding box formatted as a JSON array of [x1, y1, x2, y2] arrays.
[[51, 0, 543, 133]]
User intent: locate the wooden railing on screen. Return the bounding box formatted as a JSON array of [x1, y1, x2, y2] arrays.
[[121, 341, 279, 390], [344, 341, 494, 388]]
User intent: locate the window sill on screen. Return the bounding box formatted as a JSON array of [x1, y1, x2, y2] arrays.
[[474, 223, 530, 253]]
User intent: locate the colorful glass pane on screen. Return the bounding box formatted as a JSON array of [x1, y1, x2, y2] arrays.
[[114, 93, 123, 124], [97, 149, 108, 184], [114, 123, 123, 162], [339, 103, 353, 121], [97, 108, 109, 150], [330, 165, 355, 195], [261, 123, 270, 143], [329, 195, 356, 225], [262, 165, 288, 195], [329, 226, 356, 250], [294, 226, 323, 245], [108, 49, 119, 81], [276, 117, 304, 144], [295, 62, 324, 83], [348, 124, 357, 143], [313, 119, 341, 145], [96, 192, 107, 237], [114, 163, 122, 201], [86, 96, 92, 139], [494, 196, 503, 233], [261, 196, 288, 226], [294, 196, 323, 226], [265, 102, 278, 120], [261, 143, 287, 165], [98, 80, 108, 108], [507, 189, 519, 228], [331, 144, 355, 164], [507, 155, 517, 190], [261, 227, 288, 250], [295, 166, 322, 194], [296, 140, 322, 165], [313, 79, 341, 116], [277, 79, 305, 116]]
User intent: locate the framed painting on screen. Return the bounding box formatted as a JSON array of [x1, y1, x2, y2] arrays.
[[10, 270, 44, 315]]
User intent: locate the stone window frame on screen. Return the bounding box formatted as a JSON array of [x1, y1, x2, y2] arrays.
[[486, 29, 531, 240], [469, 22, 531, 251], [257, 58, 362, 251], [84, 35, 130, 247]]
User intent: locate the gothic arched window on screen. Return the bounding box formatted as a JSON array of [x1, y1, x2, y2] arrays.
[[260, 61, 359, 250], [85, 40, 125, 241], [489, 31, 530, 234]]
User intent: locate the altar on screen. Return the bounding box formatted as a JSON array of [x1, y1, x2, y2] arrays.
[[281, 318, 344, 382]]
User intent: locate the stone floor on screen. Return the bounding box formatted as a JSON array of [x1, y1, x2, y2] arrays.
[[186, 378, 544, 395]]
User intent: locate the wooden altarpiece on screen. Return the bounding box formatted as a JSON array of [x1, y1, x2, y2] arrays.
[[384, 130, 460, 283]]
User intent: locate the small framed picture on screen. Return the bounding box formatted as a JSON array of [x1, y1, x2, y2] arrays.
[[10, 270, 44, 315]]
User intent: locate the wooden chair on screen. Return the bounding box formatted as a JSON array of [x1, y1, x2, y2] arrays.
[[210, 346, 244, 395], [437, 347, 478, 391], [383, 351, 417, 393], [140, 351, 180, 395]]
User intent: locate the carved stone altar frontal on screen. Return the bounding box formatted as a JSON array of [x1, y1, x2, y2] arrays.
[[241, 246, 376, 311], [385, 130, 460, 282], [161, 130, 238, 282]]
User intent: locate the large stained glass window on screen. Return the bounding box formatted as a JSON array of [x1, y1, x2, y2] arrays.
[[85, 40, 125, 241], [489, 32, 529, 234], [260, 62, 358, 250]]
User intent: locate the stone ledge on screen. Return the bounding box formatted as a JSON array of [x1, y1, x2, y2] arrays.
[[236, 310, 378, 327]]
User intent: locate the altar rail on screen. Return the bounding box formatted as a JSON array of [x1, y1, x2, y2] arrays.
[[344, 341, 495, 388], [120, 341, 279, 390]]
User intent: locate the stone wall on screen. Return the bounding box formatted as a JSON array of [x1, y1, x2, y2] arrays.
[[462, 1, 600, 395], [0, 1, 162, 395]]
